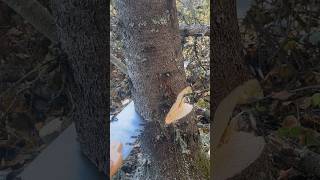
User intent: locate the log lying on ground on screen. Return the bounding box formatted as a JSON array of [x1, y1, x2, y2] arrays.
[[2, 0, 209, 75]]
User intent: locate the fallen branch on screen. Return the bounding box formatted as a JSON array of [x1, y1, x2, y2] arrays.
[[111, 54, 128, 75], [2, 0, 209, 75], [179, 24, 210, 36]]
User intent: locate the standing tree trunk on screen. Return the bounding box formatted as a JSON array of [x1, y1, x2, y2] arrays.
[[50, 0, 109, 175], [211, 1, 277, 179], [116, 0, 206, 179], [211, 0, 251, 113]]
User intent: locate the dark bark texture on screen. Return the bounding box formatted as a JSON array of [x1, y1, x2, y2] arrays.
[[50, 0, 109, 175], [117, 0, 205, 179], [211, 0, 251, 113], [211, 1, 277, 179]]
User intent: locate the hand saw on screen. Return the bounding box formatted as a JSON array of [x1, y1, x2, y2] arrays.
[[110, 101, 144, 177]]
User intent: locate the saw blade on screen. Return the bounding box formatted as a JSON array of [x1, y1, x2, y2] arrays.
[[110, 101, 144, 160]]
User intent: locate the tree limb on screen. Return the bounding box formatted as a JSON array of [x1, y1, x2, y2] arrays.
[[111, 54, 128, 75]]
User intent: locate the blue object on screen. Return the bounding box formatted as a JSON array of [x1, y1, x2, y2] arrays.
[[110, 101, 144, 160], [18, 101, 144, 180], [18, 124, 106, 180]]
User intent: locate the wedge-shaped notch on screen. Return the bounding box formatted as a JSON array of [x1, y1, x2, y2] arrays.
[[165, 86, 193, 124], [110, 141, 123, 178]]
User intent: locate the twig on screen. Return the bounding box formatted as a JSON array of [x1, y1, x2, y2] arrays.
[[289, 85, 320, 93], [0, 58, 54, 100]]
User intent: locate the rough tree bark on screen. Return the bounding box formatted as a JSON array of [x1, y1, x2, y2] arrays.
[[116, 0, 207, 179], [211, 1, 277, 179], [50, 0, 109, 175], [211, 0, 251, 113]]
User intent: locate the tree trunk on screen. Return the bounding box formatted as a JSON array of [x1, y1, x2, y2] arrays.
[[211, 0, 251, 112], [211, 1, 277, 179], [116, 0, 206, 179], [50, 0, 109, 175]]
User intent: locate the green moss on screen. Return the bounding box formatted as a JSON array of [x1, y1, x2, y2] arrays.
[[151, 16, 168, 25], [195, 150, 210, 179]]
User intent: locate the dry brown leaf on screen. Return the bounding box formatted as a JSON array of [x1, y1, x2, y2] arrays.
[[296, 97, 312, 110], [110, 141, 123, 177], [271, 91, 294, 100], [165, 86, 193, 124], [282, 115, 300, 128], [278, 168, 293, 180], [282, 101, 293, 106], [237, 79, 263, 104], [213, 131, 265, 180]]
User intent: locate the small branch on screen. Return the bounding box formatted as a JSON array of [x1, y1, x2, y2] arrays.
[[0, 57, 54, 100], [111, 54, 128, 75], [179, 24, 210, 37]]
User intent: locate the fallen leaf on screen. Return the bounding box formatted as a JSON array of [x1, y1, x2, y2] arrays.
[[39, 118, 62, 139], [35, 122, 44, 131], [282, 101, 293, 106], [121, 99, 130, 106], [278, 126, 303, 138], [110, 141, 123, 177], [278, 168, 292, 180], [165, 86, 193, 124], [271, 91, 293, 100], [282, 115, 299, 128], [311, 93, 320, 107], [295, 97, 312, 110], [196, 98, 208, 109], [237, 79, 263, 104]]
